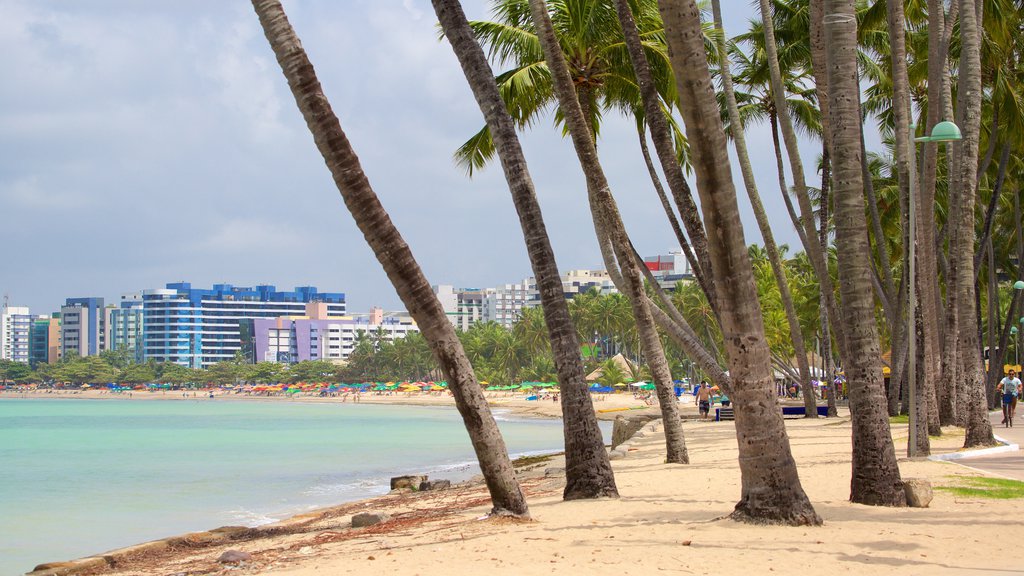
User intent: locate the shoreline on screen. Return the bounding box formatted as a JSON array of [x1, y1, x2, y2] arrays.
[[0, 388, 671, 421], [23, 411, 1023, 576]]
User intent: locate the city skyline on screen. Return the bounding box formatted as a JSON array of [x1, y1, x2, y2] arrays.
[[1, 1, 854, 318]]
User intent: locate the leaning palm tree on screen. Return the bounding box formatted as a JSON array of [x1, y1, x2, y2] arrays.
[[525, 0, 688, 464], [433, 0, 618, 499], [657, 0, 819, 525], [453, 0, 714, 289], [250, 0, 528, 517]]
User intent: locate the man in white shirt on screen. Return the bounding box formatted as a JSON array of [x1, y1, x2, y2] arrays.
[[997, 369, 1021, 426]]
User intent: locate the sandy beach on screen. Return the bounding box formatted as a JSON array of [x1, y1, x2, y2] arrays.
[[1, 387, 663, 421], [20, 390, 1022, 576]]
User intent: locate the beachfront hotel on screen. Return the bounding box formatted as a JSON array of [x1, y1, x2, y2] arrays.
[[143, 283, 346, 369]]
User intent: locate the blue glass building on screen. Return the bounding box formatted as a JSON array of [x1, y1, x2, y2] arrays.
[[142, 283, 346, 368]]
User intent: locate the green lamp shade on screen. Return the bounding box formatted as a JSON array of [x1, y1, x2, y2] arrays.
[[1012, 326, 1019, 334], [1015, 280, 1024, 290], [930, 121, 962, 141], [917, 120, 963, 142]]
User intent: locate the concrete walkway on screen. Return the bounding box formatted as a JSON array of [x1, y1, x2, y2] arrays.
[[930, 410, 1024, 481]]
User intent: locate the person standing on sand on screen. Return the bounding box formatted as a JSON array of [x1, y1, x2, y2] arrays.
[[695, 381, 712, 419]]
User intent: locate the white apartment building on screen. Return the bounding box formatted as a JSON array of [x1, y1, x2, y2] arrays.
[[434, 285, 486, 331], [485, 278, 534, 328], [1, 305, 31, 363]]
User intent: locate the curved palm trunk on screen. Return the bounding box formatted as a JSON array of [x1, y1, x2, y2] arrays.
[[954, 0, 995, 448], [613, 0, 714, 306], [527, 0, 688, 464], [432, 0, 617, 500], [824, 0, 905, 506], [709, 0, 815, 417], [658, 0, 819, 525], [251, 0, 528, 517], [637, 129, 704, 298]]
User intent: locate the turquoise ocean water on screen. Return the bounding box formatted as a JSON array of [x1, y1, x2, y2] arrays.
[[0, 398, 602, 575]]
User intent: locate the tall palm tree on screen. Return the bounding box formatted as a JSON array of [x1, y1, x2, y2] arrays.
[[753, 0, 848, 373], [251, 0, 528, 517], [454, 0, 714, 287], [658, 0, 819, 525], [709, 0, 817, 417], [954, 0, 996, 448], [824, 0, 905, 506], [434, 0, 619, 499], [526, 0, 688, 464]]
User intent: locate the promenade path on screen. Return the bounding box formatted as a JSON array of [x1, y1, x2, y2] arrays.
[[940, 409, 1024, 481]]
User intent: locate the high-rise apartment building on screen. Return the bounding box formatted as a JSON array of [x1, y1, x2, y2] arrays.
[[143, 283, 345, 368], [1, 305, 32, 363], [28, 314, 60, 366], [110, 294, 145, 363], [433, 285, 486, 331], [60, 297, 110, 358], [486, 278, 534, 328]]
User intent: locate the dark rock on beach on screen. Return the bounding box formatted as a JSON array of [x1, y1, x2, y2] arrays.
[[390, 475, 427, 490], [419, 479, 451, 491], [902, 478, 934, 508], [217, 550, 252, 564], [352, 512, 391, 528]]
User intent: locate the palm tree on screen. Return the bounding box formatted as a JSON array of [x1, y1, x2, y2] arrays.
[[251, 0, 528, 517], [455, 0, 715, 287], [710, 0, 817, 417], [753, 0, 848, 374], [823, 0, 905, 506], [434, 0, 619, 500], [525, 0, 688, 464], [658, 0, 819, 525], [953, 0, 995, 448]]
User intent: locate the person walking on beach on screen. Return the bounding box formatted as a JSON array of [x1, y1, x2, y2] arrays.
[[695, 381, 712, 419], [997, 369, 1021, 426]]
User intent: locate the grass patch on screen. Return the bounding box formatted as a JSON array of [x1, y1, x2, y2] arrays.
[[936, 476, 1024, 499], [890, 414, 909, 424], [512, 453, 558, 468]]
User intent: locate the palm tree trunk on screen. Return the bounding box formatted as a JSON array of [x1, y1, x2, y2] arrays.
[[251, 0, 528, 517], [824, 0, 905, 506], [923, 0, 952, 428], [954, 0, 995, 448], [757, 0, 847, 367], [431, 0, 618, 500], [636, 128, 705, 298], [659, 0, 819, 525], [708, 0, 815, 416], [526, 0, 688, 464], [613, 0, 714, 306]]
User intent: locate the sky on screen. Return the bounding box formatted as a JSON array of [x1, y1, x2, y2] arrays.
[[0, 0, 839, 315]]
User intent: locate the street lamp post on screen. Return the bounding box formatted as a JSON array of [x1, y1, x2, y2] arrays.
[[1013, 326, 1019, 367], [907, 120, 962, 458]]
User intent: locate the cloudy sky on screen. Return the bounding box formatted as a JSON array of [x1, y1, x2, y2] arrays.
[[1, 0, 834, 315]]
